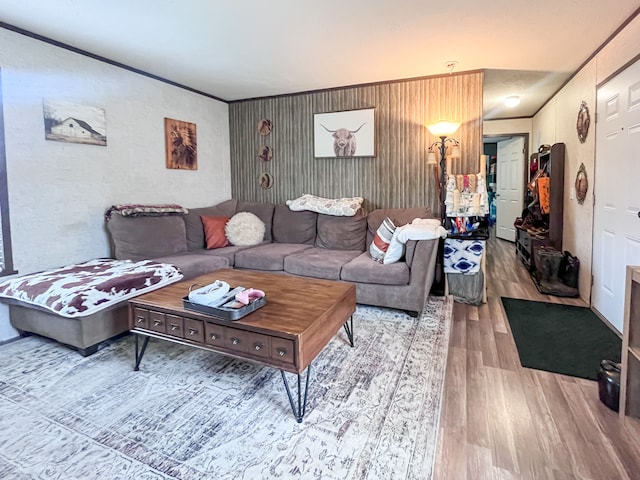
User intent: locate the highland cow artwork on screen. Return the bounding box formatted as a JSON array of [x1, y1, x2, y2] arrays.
[[313, 108, 375, 158], [165, 117, 197, 170]]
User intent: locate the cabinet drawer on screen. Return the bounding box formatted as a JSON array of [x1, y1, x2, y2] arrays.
[[247, 333, 270, 359], [225, 329, 249, 353], [149, 311, 166, 333], [133, 308, 149, 329], [204, 322, 225, 347], [184, 318, 204, 343], [166, 314, 184, 338], [271, 338, 295, 364]]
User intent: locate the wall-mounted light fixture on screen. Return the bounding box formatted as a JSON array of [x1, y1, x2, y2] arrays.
[[427, 120, 460, 221], [505, 95, 520, 108]]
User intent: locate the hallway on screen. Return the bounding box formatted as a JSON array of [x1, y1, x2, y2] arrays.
[[434, 233, 640, 479]]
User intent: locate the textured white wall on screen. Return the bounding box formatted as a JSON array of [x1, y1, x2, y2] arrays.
[[483, 117, 533, 154], [532, 13, 640, 304], [0, 29, 231, 340]]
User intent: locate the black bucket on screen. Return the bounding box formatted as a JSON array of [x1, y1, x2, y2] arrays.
[[597, 360, 621, 412]]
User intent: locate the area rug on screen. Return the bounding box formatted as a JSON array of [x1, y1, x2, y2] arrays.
[[501, 297, 621, 380], [0, 297, 452, 480]]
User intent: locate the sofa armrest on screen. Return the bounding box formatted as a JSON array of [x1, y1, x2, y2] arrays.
[[406, 238, 439, 297]]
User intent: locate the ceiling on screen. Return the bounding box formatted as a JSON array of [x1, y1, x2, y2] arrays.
[[1, 0, 639, 120]]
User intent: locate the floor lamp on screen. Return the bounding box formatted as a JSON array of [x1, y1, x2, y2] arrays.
[[427, 120, 461, 222]]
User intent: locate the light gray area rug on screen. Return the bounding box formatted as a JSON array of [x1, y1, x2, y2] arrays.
[[0, 297, 452, 480]]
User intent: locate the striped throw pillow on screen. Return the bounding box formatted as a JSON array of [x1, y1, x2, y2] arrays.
[[369, 217, 397, 263]]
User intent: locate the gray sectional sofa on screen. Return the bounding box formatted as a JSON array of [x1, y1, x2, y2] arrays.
[[107, 199, 440, 313], [10, 199, 439, 355]]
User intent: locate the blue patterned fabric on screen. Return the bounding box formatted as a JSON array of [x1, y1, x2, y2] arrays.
[[443, 238, 485, 274]]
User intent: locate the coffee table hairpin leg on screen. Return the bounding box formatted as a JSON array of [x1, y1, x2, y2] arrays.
[[281, 366, 311, 423], [343, 315, 354, 347], [134, 334, 151, 371]]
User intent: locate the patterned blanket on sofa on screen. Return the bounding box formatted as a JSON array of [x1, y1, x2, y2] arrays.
[[0, 259, 183, 318]]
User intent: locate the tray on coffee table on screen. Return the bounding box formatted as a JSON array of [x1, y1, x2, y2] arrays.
[[181, 295, 266, 321]]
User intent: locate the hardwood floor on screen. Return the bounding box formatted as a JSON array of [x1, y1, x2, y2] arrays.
[[434, 231, 640, 480]]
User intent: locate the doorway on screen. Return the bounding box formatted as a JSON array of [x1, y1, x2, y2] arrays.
[[483, 134, 529, 242]]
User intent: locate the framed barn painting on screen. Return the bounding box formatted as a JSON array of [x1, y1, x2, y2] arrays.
[[165, 117, 197, 170], [43, 99, 107, 146], [313, 108, 375, 158]]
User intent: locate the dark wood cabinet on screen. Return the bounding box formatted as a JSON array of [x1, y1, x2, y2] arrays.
[[516, 142, 565, 270]]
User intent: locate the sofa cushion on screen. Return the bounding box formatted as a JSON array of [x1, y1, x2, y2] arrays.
[[189, 245, 256, 267], [107, 214, 188, 261], [272, 205, 317, 244], [315, 208, 367, 251], [236, 201, 274, 242], [234, 243, 313, 271], [184, 199, 238, 250], [341, 252, 410, 285], [284, 248, 361, 280], [366, 207, 432, 246], [153, 253, 229, 280], [201, 216, 231, 249]]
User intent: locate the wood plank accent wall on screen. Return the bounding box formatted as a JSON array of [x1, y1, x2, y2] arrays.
[[229, 71, 483, 212]]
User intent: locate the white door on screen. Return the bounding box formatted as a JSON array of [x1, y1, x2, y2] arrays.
[[592, 59, 640, 332], [495, 137, 525, 242]]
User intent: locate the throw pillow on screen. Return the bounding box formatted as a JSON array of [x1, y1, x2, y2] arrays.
[[225, 212, 266, 246], [369, 217, 396, 263], [201, 216, 230, 249], [384, 226, 406, 264], [286, 194, 363, 216]]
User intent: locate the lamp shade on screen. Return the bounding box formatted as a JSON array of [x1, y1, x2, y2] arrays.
[[427, 151, 437, 165], [427, 120, 460, 137]]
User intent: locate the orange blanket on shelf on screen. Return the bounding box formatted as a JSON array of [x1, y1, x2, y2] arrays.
[[538, 176, 551, 214]]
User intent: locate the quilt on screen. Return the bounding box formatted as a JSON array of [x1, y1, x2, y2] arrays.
[[0, 259, 183, 318]]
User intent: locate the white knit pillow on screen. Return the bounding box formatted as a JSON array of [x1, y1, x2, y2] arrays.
[[225, 212, 265, 246]]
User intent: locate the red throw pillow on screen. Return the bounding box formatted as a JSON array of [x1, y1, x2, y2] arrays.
[[201, 216, 230, 249]]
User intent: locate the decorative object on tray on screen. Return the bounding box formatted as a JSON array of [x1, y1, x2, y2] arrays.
[[575, 163, 588, 205], [225, 211, 266, 246], [184, 280, 266, 320], [258, 118, 272, 136], [286, 194, 363, 216], [576, 101, 590, 143], [165, 117, 197, 170], [313, 108, 375, 158], [258, 172, 274, 189]]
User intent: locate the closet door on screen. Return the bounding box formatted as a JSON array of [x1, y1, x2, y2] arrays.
[[592, 58, 640, 332], [495, 136, 524, 242]]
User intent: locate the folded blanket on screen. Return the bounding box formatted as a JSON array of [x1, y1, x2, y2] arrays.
[[105, 204, 188, 220], [0, 259, 183, 318]]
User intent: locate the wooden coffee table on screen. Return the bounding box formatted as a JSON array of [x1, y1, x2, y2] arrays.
[[128, 268, 356, 422]]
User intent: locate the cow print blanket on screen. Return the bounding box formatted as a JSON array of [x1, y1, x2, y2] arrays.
[[0, 259, 183, 318]]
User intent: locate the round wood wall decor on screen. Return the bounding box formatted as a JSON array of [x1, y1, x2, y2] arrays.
[[575, 163, 588, 205], [257, 145, 272, 162], [576, 101, 590, 144], [258, 172, 274, 189], [258, 118, 272, 136]]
